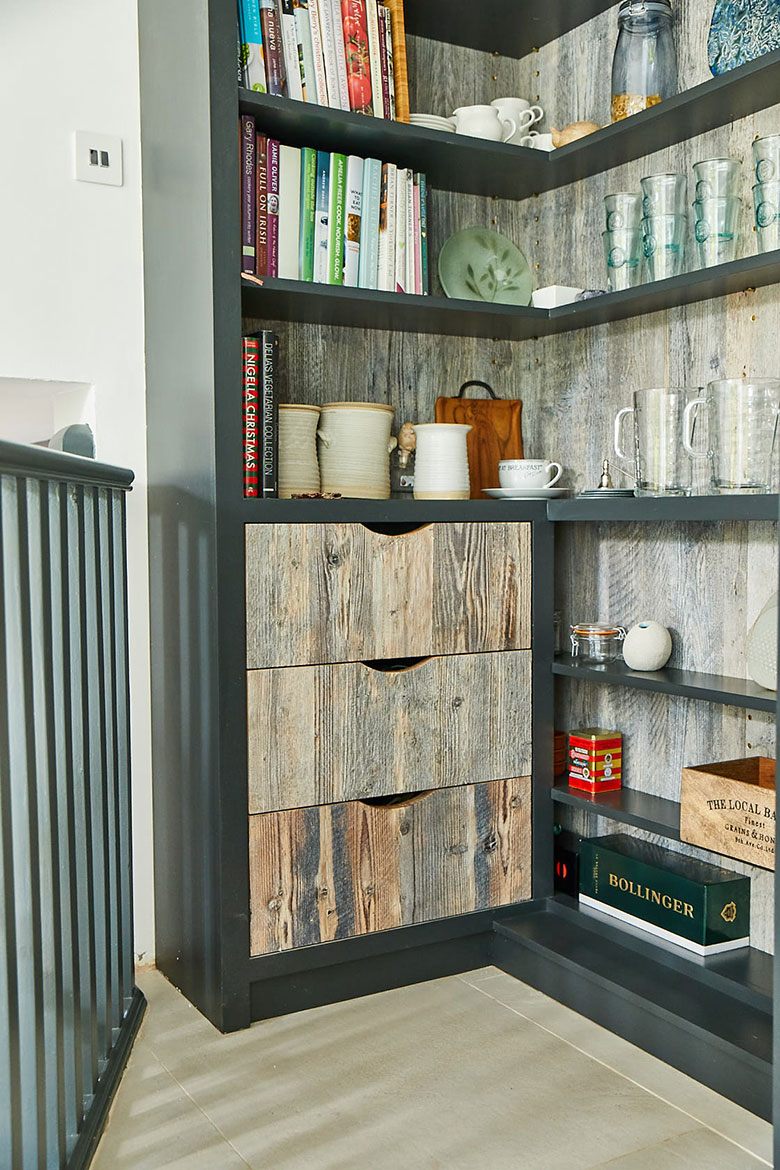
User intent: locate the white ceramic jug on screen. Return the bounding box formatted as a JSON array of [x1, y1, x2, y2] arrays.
[[317, 402, 397, 499], [451, 105, 517, 143], [413, 423, 471, 499], [278, 404, 320, 498]]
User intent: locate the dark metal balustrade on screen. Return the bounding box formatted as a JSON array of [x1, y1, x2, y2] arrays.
[[0, 440, 144, 1170]]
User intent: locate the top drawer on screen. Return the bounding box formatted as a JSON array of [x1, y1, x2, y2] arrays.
[[245, 522, 531, 668]]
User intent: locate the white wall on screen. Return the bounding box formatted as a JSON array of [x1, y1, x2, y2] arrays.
[[0, 1, 154, 961]]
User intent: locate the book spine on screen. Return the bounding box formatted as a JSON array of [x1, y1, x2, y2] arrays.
[[299, 147, 317, 281], [405, 167, 414, 293], [259, 0, 285, 95], [377, 161, 396, 291], [307, 0, 330, 105], [239, 0, 267, 91], [381, 3, 396, 119], [327, 152, 347, 284], [237, 13, 246, 86], [384, 0, 408, 122], [278, 146, 302, 279], [358, 157, 381, 288], [394, 166, 407, 293], [340, 0, 373, 115], [376, 3, 391, 118], [412, 173, 422, 295], [267, 138, 280, 277], [418, 171, 428, 294], [294, 0, 317, 101], [242, 336, 261, 497], [364, 0, 384, 119], [280, 0, 304, 99], [328, 0, 351, 110], [256, 134, 268, 275], [261, 331, 279, 498], [240, 115, 256, 274], [343, 155, 363, 287], [313, 149, 330, 281], [317, 0, 343, 109]]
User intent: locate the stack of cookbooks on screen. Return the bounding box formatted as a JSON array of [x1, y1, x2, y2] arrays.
[[240, 117, 429, 293], [237, 0, 410, 121]]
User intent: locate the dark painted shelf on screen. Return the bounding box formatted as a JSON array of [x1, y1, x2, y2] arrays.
[[240, 50, 780, 201], [237, 497, 548, 523], [551, 781, 682, 839], [241, 249, 780, 339], [404, 0, 615, 58], [552, 654, 777, 712], [549, 494, 780, 522]]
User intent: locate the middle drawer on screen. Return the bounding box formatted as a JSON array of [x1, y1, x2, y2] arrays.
[[247, 650, 532, 813]]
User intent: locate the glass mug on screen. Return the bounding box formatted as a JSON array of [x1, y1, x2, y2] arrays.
[[614, 386, 697, 496], [683, 378, 780, 494]]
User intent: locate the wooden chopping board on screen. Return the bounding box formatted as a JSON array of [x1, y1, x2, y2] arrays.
[[435, 381, 524, 499]]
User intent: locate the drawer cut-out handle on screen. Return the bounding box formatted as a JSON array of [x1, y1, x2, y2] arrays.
[[359, 789, 435, 808], [360, 522, 432, 537], [361, 656, 432, 673]]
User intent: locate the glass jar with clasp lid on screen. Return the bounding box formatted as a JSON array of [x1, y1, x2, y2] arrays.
[[570, 623, 627, 664]]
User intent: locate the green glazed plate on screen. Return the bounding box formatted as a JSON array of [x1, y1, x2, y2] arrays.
[[438, 227, 533, 305]]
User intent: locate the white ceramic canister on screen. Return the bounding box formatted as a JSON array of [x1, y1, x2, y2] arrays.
[[413, 423, 472, 499], [317, 402, 397, 499], [278, 404, 321, 498]]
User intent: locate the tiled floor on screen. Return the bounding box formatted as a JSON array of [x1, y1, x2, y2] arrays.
[[93, 967, 772, 1169]]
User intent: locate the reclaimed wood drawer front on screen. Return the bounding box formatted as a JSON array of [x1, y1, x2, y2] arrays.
[[247, 650, 532, 813], [245, 522, 531, 668], [249, 777, 531, 955]]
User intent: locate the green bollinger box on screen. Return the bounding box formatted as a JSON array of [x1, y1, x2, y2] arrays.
[[578, 833, 750, 956]]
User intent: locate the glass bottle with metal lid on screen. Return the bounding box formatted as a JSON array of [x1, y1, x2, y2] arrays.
[[611, 0, 677, 123], [570, 623, 627, 664]]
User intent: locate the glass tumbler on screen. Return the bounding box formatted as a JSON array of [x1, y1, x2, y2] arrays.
[[693, 196, 741, 266], [603, 228, 643, 291], [641, 213, 687, 279], [693, 158, 741, 200], [614, 386, 696, 496], [752, 135, 780, 184], [754, 181, 780, 253], [604, 192, 643, 230], [640, 173, 687, 217], [683, 378, 780, 494]]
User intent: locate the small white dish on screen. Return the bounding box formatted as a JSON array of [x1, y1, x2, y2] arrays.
[[483, 486, 570, 499]]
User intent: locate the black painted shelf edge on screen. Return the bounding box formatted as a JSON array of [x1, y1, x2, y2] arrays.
[[241, 249, 780, 339], [239, 50, 780, 201], [237, 497, 548, 522], [552, 654, 777, 711], [404, 0, 616, 59], [551, 781, 682, 838], [548, 494, 780, 521]]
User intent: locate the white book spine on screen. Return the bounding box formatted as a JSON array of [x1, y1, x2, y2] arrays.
[[343, 155, 363, 288], [405, 168, 414, 293], [280, 5, 303, 100], [316, 0, 343, 110], [328, 0, 350, 110], [307, 0, 330, 105], [278, 146, 302, 279], [377, 163, 396, 292], [394, 166, 407, 293], [365, 0, 384, 118]]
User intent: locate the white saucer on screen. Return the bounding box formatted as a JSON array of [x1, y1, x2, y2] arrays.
[[483, 486, 570, 499]]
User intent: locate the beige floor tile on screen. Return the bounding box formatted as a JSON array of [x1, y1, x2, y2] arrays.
[[469, 974, 773, 1165], [457, 965, 507, 985], [146, 973, 703, 1170], [589, 1125, 767, 1168]]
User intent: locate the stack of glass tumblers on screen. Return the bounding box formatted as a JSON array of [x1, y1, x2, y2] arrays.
[[752, 135, 780, 254], [692, 158, 741, 267], [640, 173, 687, 280], [602, 193, 643, 291]]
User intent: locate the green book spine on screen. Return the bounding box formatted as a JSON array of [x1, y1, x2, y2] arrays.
[[299, 147, 317, 282], [327, 152, 347, 285]]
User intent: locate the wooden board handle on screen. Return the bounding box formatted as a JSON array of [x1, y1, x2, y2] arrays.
[[361, 656, 433, 673], [358, 790, 436, 808]]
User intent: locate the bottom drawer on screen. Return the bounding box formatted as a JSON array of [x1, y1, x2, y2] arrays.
[[249, 777, 531, 955]]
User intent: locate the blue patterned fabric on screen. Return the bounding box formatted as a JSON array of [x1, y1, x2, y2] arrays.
[[708, 0, 780, 74]]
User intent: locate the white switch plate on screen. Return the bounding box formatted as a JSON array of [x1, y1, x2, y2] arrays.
[[74, 131, 123, 186]]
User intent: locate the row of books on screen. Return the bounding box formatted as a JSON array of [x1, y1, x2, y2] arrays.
[[240, 116, 429, 293], [243, 331, 279, 498], [237, 0, 409, 121]]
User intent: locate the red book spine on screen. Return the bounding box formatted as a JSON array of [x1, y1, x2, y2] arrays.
[[259, 0, 285, 94], [256, 135, 268, 275], [267, 139, 280, 277], [341, 0, 373, 115], [242, 337, 261, 497]]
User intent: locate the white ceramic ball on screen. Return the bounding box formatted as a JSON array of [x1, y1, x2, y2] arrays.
[[622, 621, 672, 672]]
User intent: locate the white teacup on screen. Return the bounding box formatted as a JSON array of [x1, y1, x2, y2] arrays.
[[451, 104, 517, 143], [519, 132, 555, 151], [499, 459, 562, 489], [491, 98, 544, 146]]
